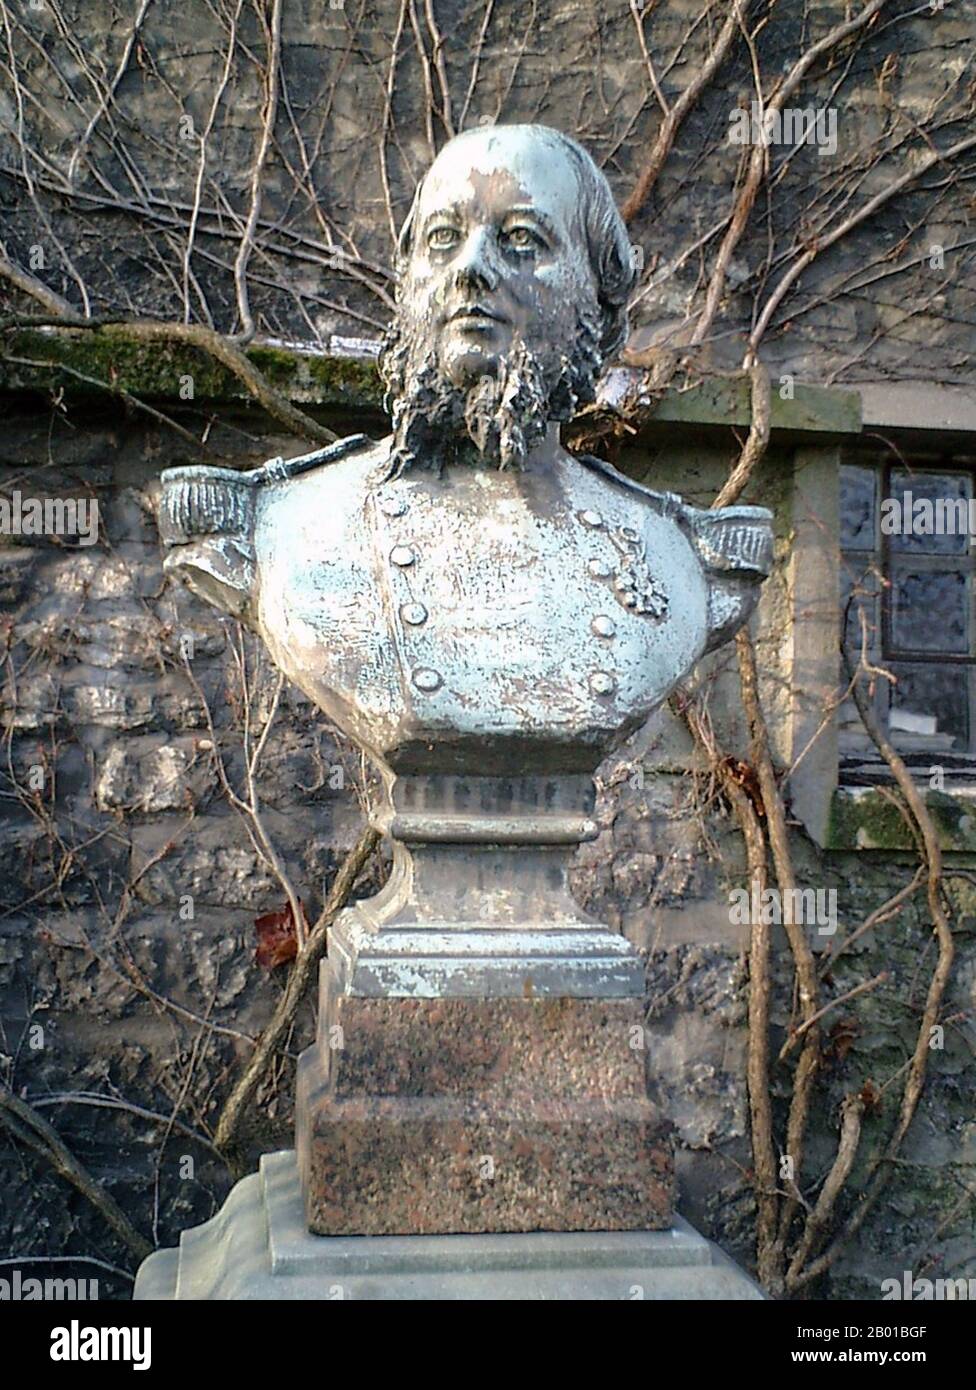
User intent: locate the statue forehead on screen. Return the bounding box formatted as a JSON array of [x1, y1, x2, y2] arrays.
[[415, 127, 583, 229]]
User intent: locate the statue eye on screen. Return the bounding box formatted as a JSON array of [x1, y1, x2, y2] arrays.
[[502, 225, 542, 252], [428, 225, 460, 251]]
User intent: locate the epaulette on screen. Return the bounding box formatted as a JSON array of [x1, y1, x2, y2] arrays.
[[159, 434, 368, 546], [577, 452, 686, 521], [578, 452, 773, 578], [691, 508, 773, 576], [249, 432, 369, 483]]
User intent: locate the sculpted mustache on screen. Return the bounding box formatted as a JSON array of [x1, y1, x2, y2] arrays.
[[445, 303, 509, 324], [375, 297, 605, 486]]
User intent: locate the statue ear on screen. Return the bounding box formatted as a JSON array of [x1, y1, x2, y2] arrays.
[[594, 208, 639, 360], [394, 180, 425, 272]]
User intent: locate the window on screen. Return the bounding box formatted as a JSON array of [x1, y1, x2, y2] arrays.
[[840, 453, 976, 783]]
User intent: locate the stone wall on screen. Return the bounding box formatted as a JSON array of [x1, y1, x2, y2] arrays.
[[0, 406, 381, 1297], [1, 0, 973, 389]]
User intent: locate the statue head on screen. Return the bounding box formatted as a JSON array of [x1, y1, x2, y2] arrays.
[[378, 124, 636, 477]]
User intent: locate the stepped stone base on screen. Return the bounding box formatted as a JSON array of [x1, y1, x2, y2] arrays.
[[133, 1151, 764, 1301]]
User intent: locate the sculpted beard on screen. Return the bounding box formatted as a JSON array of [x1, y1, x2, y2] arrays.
[[377, 302, 603, 481]]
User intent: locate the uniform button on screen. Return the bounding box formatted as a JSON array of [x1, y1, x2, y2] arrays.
[[379, 495, 408, 517], [591, 614, 616, 638], [401, 602, 428, 625], [588, 558, 612, 579], [580, 509, 603, 528], [412, 668, 442, 691], [390, 545, 416, 567], [589, 671, 616, 696]]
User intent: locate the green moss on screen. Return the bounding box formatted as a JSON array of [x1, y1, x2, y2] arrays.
[[827, 787, 976, 852], [246, 345, 383, 405], [302, 351, 383, 404], [0, 327, 383, 408], [3, 327, 221, 398]]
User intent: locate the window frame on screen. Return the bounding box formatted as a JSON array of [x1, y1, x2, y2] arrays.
[[839, 447, 976, 774]]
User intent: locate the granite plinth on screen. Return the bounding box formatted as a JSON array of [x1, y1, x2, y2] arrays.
[[134, 1150, 765, 1300], [296, 978, 673, 1235]]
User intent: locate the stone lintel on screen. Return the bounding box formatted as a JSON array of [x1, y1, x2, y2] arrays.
[[598, 367, 862, 439], [1, 330, 861, 449]]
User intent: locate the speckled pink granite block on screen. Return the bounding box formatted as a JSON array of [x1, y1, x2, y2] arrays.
[[296, 987, 673, 1236]]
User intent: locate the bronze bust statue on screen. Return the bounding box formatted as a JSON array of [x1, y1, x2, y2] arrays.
[[155, 124, 773, 1242], [159, 122, 770, 791]]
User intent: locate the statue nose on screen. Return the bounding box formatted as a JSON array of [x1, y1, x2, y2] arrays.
[[451, 229, 498, 293]]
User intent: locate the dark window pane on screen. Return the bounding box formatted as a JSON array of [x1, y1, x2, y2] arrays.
[[840, 465, 876, 550], [840, 560, 882, 656], [887, 471, 972, 555], [889, 662, 969, 747], [890, 565, 970, 654]]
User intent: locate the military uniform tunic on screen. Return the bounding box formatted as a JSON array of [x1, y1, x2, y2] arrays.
[[158, 435, 772, 774]]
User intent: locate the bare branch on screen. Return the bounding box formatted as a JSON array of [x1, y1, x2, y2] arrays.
[[232, 0, 283, 343], [622, 0, 747, 224], [213, 825, 380, 1156], [0, 1082, 152, 1262]]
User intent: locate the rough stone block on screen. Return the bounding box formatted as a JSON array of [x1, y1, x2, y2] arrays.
[[95, 736, 215, 812]]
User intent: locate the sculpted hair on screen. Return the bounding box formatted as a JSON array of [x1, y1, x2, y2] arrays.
[[392, 124, 637, 364]]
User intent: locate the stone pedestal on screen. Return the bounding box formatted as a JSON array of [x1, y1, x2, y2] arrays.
[[134, 1151, 764, 1300], [294, 773, 673, 1236], [134, 774, 759, 1298]]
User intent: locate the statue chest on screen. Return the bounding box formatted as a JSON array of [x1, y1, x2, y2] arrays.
[[255, 464, 710, 753]]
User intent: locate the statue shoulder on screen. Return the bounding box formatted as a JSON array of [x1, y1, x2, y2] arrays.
[[577, 452, 774, 653], [576, 452, 773, 577], [157, 434, 370, 624], [576, 452, 688, 526], [158, 434, 370, 547]]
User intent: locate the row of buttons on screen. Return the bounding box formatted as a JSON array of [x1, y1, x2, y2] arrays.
[[378, 491, 619, 698], [582, 507, 618, 694], [387, 539, 439, 688], [382, 511, 439, 691]]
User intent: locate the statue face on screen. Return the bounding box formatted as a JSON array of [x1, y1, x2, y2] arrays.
[[401, 127, 593, 389]]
